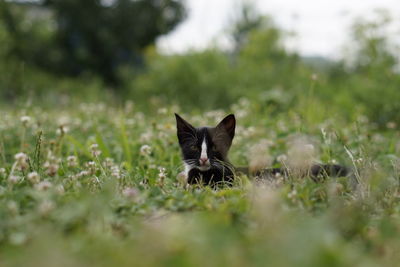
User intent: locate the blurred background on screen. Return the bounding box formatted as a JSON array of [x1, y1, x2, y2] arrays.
[[1, 0, 400, 126]]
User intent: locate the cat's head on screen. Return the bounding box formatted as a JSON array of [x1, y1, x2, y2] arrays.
[[175, 113, 236, 171]]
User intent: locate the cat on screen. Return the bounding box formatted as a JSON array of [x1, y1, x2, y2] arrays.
[[175, 113, 349, 186], [175, 113, 236, 185]]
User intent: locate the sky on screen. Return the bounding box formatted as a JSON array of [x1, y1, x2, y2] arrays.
[[157, 0, 400, 58]]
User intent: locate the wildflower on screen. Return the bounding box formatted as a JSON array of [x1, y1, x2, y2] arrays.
[[248, 139, 273, 173], [277, 154, 288, 163], [158, 167, 167, 186], [0, 168, 5, 176], [90, 143, 102, 157], [35, 181, 53, 191], [311, 73, 318, 81], [8, 175, 20, 184], [86, 161, 97, 175], [14, 152, 28, 171], [56, 126, 69, 135], [7, 201, 19, 215], [67, 155, 78, 167], [103, 157, 114, 168], [38, 200, 55, 216], [20, 116, 31, 125], [44, 161, 59, 176], [55, 184, 65, 195], [140, 131, 153, 142], [140, 145, 152, 156], [111, 166, 121, 179], [27, 172, 40, 184], [122, 187, 138, 200]]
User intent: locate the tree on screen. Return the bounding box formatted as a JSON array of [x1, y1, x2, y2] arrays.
[[0, 0, 186, 85]]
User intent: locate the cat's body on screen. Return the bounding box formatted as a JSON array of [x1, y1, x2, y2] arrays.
[[175, 113, 349, 186]]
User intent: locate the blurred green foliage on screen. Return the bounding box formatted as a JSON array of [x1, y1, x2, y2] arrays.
[[0, 4, 399, 126]]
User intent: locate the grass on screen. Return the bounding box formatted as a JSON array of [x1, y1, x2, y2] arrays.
[[0, 99, 400, 267]]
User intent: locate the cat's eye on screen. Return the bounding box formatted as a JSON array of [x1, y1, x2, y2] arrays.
[[190, 146, 198, 151], [212, 145, 217, 151]]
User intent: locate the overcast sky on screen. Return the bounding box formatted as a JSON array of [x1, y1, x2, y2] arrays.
[[157, 0, 400, 58]]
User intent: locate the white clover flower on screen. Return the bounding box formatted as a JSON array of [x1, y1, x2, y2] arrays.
[[103, 157, 114, 168], [277, 154, 288, 163], [111, 166, 121, 179], [8, 175, 20, 184], [20, 116, 31, 124], [76, 170, 90, 179], [27, 172, 40, 184], [35, 181, 53, 191], [122, 187, 138, 200], [56, 125, 69, 135], [158, 167, 167, 180], [140, 145, 152, 156], [0, 168, 6, 176], [90, 143, 102, 157], [67, 155, 78, 167], [14, 152, 27, 162], [55, 184, 65, 195], [44, 161, 59, 176], [140, 131, 153, 142], [38, 200, 55, 216], [7, 201, 19, 215], [14, 152, 28, 171]]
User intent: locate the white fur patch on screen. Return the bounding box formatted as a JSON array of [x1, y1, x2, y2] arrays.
[[201, 138, 207, 160]]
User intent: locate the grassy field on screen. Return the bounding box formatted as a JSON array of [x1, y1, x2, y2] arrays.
[[1, 98, 400, 267]]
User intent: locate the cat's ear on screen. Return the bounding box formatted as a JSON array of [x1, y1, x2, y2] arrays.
[[175, 113, 195, 143], [216, 114, 235, 139]]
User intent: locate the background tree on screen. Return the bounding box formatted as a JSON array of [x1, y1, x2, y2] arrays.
[[0, 0, 186, 85]]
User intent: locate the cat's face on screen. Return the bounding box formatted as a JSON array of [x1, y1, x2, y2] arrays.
[[175, 113, 236, 172]]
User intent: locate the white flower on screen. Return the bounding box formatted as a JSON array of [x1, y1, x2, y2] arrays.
[[14, 152, 27, 162], [277, 154, 287, 163], [140, 145, 152, 156], [122, 187, 138, 200], [14, 152, 28, 171], [67, 155, 78, 167], [8, 175, 20, 184], [111, 166, 121, 179], [27, 172, 40, 184], [7, 201, 19, 215], [0, 168, 5, 176], [158, 167, 167, 179], [35, 181, 53, 191], [55, 184, 65, 195], [56, 126, 69, 135], [20, 116, 31, 124], [38, 200, 55, 216], [90, 143, 101, 157], [44, 161, 59, 176]]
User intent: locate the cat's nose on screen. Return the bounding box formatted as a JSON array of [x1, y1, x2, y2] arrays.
[[199, 157, 209, 165]]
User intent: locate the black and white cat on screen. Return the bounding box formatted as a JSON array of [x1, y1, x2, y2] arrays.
[[175, 113, 349, 186], [175, 113, 236, 185]]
